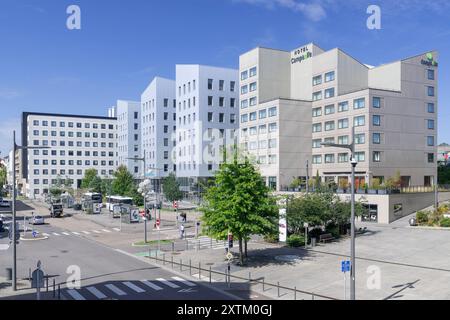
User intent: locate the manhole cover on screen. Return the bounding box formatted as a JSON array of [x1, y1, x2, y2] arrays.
[[274, 255, 302, 262]]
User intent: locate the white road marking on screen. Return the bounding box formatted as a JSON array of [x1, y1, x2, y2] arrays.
[[92, 230, 101, 234], [102, 229, 112, 233], [86, 286, 107, 299], [123, 282, 145, 293], [62, 232, 70, 236], [66, 289, 86, 300], [72, 232, 80, 236], [105, 284, 127, 296], [156, 278, 180, 289], [140, 280, 163, 291], [82, 231, 90, 235], [113, 228, 120, 232], [52, 233, 60, 236], [171, 277, 197, 287], [42, 233, 50, 237]]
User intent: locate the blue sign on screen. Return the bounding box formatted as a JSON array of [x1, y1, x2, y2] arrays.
[[341, 260, 351, 273], [32, 230, 38, 238]]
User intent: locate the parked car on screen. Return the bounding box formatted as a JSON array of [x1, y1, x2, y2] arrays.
[[31, 216, 45, 225], [0, 200, 10, 208]]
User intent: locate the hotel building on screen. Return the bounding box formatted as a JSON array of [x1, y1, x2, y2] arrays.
[[239, 43, 438, 191], [175, 64, 239, 189], [21, 112, 118, 198]]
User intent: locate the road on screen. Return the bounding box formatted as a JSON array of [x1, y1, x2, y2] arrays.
[[0, 201, 238, 300]]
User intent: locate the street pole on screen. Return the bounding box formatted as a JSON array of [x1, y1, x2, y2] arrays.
[[350, 126, 356, 301], [12, 131, 17, 291], [306, 160, 309, 194], [435, 174, 439, 210]]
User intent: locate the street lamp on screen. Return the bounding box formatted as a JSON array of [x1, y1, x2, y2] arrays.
[[11, 130, 50, 291], [321, 126, 357, 300]]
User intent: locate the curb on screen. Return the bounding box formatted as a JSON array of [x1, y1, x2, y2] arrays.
[[20, 236, 49, 241]]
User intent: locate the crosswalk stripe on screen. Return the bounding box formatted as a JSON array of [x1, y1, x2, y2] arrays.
[[92, 230, 101, 234], [171, 277, 196, 287], [123, 282, 145, 293], [82, 231, 90, 235], [42, 233, 50, 237], [86, 286, 107, 299], [62, 232, 70, 236], [140, 280, 163, 291], [156, 278, 180, 289], [105, 284, 127, 296], [102, 229, 112, 233], [113, 228, 120, 232], [72, 232, 80, 235], [66, 289, 86, 300], [52, 233, 60, 236]]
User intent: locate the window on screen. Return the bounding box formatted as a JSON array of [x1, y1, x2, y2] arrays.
[[249, 82, 257, 92], [324, 88, 335, 99], [268, 155, 277, 164], [258, 140, 266, 149], [249, 97, 257, 106], [241, 114, 248, 123], [338, 153, 348, 163], [338, 118, 349, 129], [241, 100, 248, 109], [219, 97, 224, 107], [324, 105, 335, 115], [249, 67, 257, 77], [259, 125, 267, 134], [427, 86, 435, 97], [427, 119, 435, 130], [312, 123, 322, 133], [354, 98, 365, 109], [355, 152, 365, 162], [208, 96, 213, 106], [325, 71, 335, 82], [373, 115, 381, 126], [268, 107, 277, 117], [324, 137, 334, 145], [208, 112, 214, 122], [33, 120, 39, 126], [338, 136, 349, 145], [268, 139, 277, 149], [312, 139, 322, 148], [219, 80, 224, 91], [427, 136, 435, 146], [428, 153, 435, 163], [230, 98, 235, 108], [428, 69, 435, 80], [312, 107, 322, 117], [249, 112, 257, 121], [219, 113, 225, 123], [230, 114, 236, 124], [313, 91, 322, 101], [258, 156, 267, 164], [268, 123, 277, 133], [312, 155, 322, 164], [354, 116, 365, 127], [325, 121, 335, 131], [325, 154, 335, 163], [313, 75, 322, 86], [208, 79, 213, 90], [249, 141, 257, 150], [355, 133, 365, 144], [373, 97, 381, 108], [241, 85, 248, 95], [373, 151, 381, 162], [373, 133, 381, 144], [338, 101, 349, 112], [241, 70, 248, 81], [249, 127, 257, 136], [428, 103, 435, 113], [259, 109, 267, 119], [230, 81, 235, 92]]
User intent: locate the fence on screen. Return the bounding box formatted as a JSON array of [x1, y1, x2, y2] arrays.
[[147, 251, 338, 301], [145, 237, 228, 253]]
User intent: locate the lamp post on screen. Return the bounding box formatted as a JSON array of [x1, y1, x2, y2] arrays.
[[321, 126, 357, 300], [306, 160, 310, 194], [11, 130, 50, 291]]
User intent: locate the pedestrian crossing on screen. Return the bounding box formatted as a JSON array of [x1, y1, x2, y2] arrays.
[[187, 236, 228, 250], [63, 277, 198, 300], [40, 228, 120, 239]]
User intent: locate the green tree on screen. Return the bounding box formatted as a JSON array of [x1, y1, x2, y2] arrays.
[[88, 176, 103, 193], [0, 165, 7, 196], [201, 155, 278, 265], [81, 169, 99, 190], [163, 173, 183, 202], [111, 165, 143, 206]]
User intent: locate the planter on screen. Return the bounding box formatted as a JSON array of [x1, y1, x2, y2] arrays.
[[367, 190, 377, 195], [356, 189, 366, 194], [377, 189, 387, 195]]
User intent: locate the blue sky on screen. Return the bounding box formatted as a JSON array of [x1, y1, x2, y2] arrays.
[[0, 0, 449, 155]]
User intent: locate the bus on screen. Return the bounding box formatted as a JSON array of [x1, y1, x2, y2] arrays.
[[82, 192, 103, 213], [105, 196, 133, 212], [82, 193, 103, 204]]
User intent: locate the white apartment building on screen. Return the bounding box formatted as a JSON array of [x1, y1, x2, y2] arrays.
[[113, 100, 142, 177], [22, 112, 118, 198], [141, 77, 177, 178], [240, 43, 438, 191], [175, 64, 239, 188]]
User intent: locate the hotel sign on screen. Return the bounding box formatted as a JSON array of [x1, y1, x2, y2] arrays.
[[421, 52, 438, 67], [291, 46, 312, 64]]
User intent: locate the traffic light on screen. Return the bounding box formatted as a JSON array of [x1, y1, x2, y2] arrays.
[[228, 234, 233, 249]]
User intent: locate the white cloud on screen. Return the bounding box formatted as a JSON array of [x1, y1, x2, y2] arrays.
[[232, 0, 327, 21]]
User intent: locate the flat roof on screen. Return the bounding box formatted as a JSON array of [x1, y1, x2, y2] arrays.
[[23, 112, 117, 121]]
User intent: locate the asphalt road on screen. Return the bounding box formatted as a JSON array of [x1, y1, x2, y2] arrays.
[[0, 201, 237, 301]]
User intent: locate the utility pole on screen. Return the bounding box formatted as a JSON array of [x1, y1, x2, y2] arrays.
[[306, 160, 310, 194]]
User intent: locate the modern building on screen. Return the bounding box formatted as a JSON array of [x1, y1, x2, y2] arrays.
[[113, 100, 142, 177], [141, 77, 177, 180], [239, 43, 438, 191], [175, 64, 239, 189], [21, 112, 118, 199]]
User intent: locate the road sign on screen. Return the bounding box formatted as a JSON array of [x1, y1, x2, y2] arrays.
[[156, 219, 160, 230], [173, 201, 178, 209], [341, 260, 351, 273], [226, 252, 233, 261], [32, 230, 38, 238], [31, 269, 45, 289], [228, 234, 234, 249]]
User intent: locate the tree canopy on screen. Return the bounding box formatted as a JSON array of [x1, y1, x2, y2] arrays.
[[81, 169, 99, 190], [111, 165, 143, 206], [163, 173, 183, 202]]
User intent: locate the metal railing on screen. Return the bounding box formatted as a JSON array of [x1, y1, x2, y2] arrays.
[[147, 251, 338, 301]]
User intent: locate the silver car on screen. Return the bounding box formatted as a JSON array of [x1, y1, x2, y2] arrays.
[[32, 216, 45, 225]]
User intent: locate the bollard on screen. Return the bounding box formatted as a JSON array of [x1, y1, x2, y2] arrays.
[[210, 237, 213, 248], [249, 272, 251, 282], [163, 254, 166, 265], [277, 282, 280, 297], [225, 269, 228, 283], [180, 259, 182, 271], [312, 293, 315, 300], [209, 266, 212, 283], [189, 259, 192, 275], [199, 262, 201, 278], [171, 256, 174, 269], [58, 284, 61, 300], [172, 242, 175, 252], [53, 279, 56, 299], [294, 287, 297, 300], [262, 278, 265, 291], [46, 276, 49, 292], [29, 268, 32, 283]]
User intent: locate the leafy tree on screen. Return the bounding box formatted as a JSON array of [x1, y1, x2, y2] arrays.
[[163, 173, 183, 202], [201, 155, 278, 265], [88, 176, 103, 194], [111, 165, 143, 206], [0, 165, 7, 196], [81, 169, 98, 190]]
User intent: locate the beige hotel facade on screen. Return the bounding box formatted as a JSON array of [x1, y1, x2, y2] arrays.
[[239, 43, 438, 191]]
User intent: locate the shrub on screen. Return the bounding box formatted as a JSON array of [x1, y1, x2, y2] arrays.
[[263, 233, 279, 243], [287, 234, 305, 247], [440, 218, 450, 228], [326, 224, 340, 238], [416, 211, 428, 225]]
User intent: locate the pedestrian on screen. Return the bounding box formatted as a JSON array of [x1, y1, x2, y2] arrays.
[[180, 224, 185, 239]]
